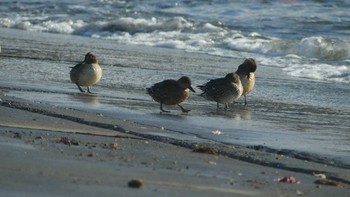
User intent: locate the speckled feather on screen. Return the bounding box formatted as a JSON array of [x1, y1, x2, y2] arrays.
[[147, 79, 190, 105], [198, 73, 243, 104]]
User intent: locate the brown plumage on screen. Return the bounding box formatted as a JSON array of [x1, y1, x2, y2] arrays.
[[147, 76, 195, 113], [235, 58, 256, 105], [70, 52, 102, 93], [198, 73, 243, 111]]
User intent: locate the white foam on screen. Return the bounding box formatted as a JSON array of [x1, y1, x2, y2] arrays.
[[0, 18, 16, 28], [102, 17, 158, 33], [1, 12, 350, 84], [0, 17, 86, 34], [283, 62, 350, 83], [94, 16, 193, 34], [188, 38, 213, 47], [42, 20, 75, 34], [223, 35, 350, 61], [294, 36, 350, 60], [225, 37, 270, 54], [202, 23, 224, 32]]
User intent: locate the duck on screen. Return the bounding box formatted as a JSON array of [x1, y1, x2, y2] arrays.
[[235, 58, 257, 105], [70, 52, 102, 93], [198, 73, 243, 111], [147, 76, 195, 113]]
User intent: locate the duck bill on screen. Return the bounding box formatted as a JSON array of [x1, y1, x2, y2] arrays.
[[189, 86, 196, 93]]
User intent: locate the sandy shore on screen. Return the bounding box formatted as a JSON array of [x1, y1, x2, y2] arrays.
[[0, 94, 349, 196], [0, 27, 349, 196]]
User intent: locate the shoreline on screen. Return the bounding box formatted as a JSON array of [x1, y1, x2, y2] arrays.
[[0, 93, 349, 196], [1, 86, 349, 170]]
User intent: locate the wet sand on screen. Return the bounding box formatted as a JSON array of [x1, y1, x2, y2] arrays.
[[0, 95, 349, 197], [0, 27, 350, 196]]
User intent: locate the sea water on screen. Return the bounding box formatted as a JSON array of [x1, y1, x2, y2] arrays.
[[0, 0, 349, 166], [1, 0, 349, 83]]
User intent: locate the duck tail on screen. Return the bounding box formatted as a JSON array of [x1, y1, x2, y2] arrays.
[[196, 85, 205, 91], [146, 87, 152, 95], [196, 85, 207, 97]]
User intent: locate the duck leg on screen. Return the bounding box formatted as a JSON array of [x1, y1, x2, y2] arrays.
[[178, 104, 190, 113], [224, 103, 229, 111], [87, 87, 94, 94], [160, 103, 170, 113], [76, 83, 85, 93]]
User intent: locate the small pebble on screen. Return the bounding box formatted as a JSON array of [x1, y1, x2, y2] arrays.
[[296, 190, 303, 196], [313, 173, 326, 179], [35, 136, 43, 140], [314, 179, 343, 187], [109, 142, 118, 149], [128, 179, 144, 188], [193, 146, 217, 154], [13, 132, 22, 139]]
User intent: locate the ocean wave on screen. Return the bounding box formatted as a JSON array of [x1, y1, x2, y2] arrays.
[[283, 62, 350, 83], [224, 35, 350, 60], [296, 37, 350, 60], [1, 14, 349, 61], [88, 17, 193, 34], [1, 12, 349, 84], [0, 17, 86, 34]]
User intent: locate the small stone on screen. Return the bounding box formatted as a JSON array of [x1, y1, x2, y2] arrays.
[[110, 142, 118, 149], [13, 132, 22, 139], [59, 137, 77, 145], [128, 179, 144, 188], [296, 190, 303, 196], [313, 173, 326, 179], [193, 145, 217, 155], [314, 179, 343, 187], [73, 177, 79, 184], [35, 136, 43, 140]]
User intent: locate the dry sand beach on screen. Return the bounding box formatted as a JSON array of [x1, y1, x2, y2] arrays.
[[0, 28, 350, 196]]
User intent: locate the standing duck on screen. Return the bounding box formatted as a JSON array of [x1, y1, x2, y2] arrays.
[[198, 73, 243, 111], [147, 76, 195, 113], [70, 52, 102, 93], [235, 58, 257, 105]]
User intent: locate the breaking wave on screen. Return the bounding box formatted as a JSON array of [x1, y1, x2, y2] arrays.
[[0, 0, 349, 83]]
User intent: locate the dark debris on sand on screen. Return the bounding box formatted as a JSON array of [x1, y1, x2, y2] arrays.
[[128, 179, 144, 188]]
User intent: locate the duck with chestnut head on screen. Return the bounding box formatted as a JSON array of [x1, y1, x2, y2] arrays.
[[70, 52, 102, 93], [147, 76, 195, 113]]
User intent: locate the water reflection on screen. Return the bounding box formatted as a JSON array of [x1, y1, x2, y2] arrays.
[[151, 112, 188, 121], [70, 93, 100, 106], [207, 105, 252, 120]]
